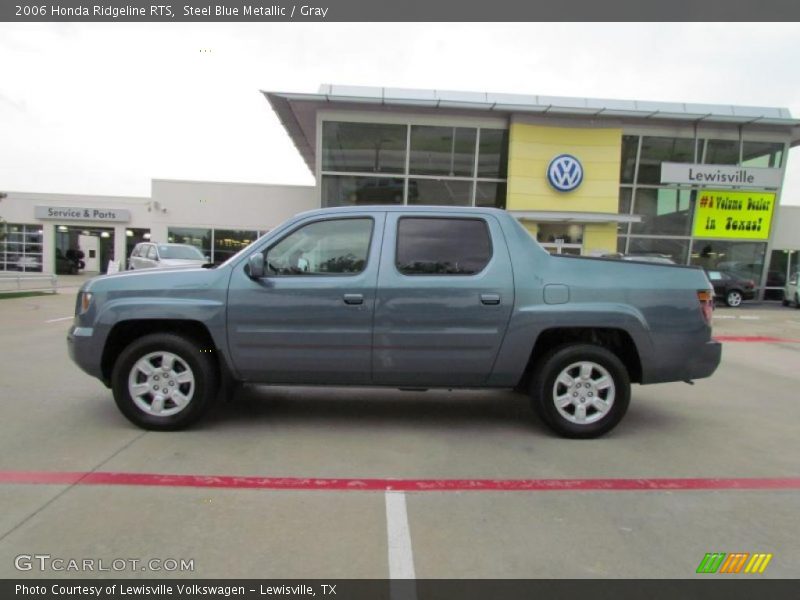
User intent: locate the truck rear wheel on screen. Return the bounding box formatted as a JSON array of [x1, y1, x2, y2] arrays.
[[111, 333, 219, 430], [530, 344, 630, 439]]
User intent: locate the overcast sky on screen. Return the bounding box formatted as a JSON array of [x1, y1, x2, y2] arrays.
[[1, 22, 799, 204]]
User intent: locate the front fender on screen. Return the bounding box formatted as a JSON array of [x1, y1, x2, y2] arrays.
[[93, 296, 235, 377]]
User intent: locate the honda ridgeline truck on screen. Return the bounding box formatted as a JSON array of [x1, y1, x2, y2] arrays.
[[68, 206, 721, 438]]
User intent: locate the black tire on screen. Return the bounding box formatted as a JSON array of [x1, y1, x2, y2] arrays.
[[725, 289, 743, 308], [530, 344, 630, 439], [782, 298, 790, 307], [111, 333, 219, 430]]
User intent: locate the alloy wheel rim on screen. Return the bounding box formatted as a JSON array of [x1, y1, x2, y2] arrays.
[[728, 291, 742, 306], [128, 351, 195, 417], [552, 361, 615, 425]]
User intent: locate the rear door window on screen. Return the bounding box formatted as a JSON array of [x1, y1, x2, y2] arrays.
[[396, 217, 492, 276]]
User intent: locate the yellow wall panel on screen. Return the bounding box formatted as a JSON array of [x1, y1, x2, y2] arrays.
[[510, 144, 621, 163], [507, 123, 622, 214], [583, 223, 618, 255]]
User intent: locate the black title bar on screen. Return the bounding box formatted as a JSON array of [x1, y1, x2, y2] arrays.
[[5, 580, 800, 600], [3, 0, 800, 22]]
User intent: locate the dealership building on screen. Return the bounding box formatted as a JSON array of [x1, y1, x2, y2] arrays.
[[2, 84, 800, 298]]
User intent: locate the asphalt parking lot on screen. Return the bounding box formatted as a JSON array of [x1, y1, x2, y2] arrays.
[[0, 290, 799, 579]]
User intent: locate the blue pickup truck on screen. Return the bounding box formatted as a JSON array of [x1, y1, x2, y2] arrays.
[[68, 206, 721, 438]]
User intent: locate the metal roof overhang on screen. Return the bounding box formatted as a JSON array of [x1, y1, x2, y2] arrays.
[[511, 211, 642, 224], [264, 86, 800, 173]]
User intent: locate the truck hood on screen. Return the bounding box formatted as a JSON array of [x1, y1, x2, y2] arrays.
[[81, 264, 225, 293]]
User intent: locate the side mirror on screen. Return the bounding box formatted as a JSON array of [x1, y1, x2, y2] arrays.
[[247, 253, 265, 279]]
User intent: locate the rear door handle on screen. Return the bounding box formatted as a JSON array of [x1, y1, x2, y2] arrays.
[[480, 293, 501, 305], [343, 293, 364, 305]]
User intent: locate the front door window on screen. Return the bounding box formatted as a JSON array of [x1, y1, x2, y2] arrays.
[[265, 218, 373, 276]]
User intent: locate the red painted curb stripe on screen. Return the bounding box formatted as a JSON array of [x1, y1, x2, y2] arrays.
[[714, 335, 800, 343], [1, 471, 799, 492]]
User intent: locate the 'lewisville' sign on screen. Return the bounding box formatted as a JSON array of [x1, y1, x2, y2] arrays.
[[661, 163, 781, 189]]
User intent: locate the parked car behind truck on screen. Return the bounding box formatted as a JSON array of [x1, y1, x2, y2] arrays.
[[129, 242, 208, 270], [704, 269, 757, 307], [68, 206, 721, 438]]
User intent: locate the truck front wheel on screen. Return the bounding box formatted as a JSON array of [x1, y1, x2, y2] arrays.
[[111, 333, 219, 430], [530, 344, 630, 439]]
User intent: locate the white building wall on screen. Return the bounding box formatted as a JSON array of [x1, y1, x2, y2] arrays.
[[773, 205, 800, 251], [1, 191, 151, 274], [1, 180, 316, 275], [149, 179, 317, 240]]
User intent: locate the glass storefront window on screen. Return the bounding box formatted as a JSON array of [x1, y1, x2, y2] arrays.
[[631, 188, 693, 236], [322, 175, 405, 207], [764, 249, 796, 301], [125, 228, 150, 268], [742, 141, 784, 168], [766, 249, 789, 288], [410, 126, 476, 177], [620, 135, 638, 184], [627, 237, 689, 264], [0, 223, 44, 272], [637, 136, 696, 184], [475, 181, 507, 209], [536, 223, 584, 245], [168, 227, 211, 258], [704, 139, 739, 165], [618, 188, 632, 235], [321, 120, 507, 208], [690, 240, 766, 283], [407, 179, 472, 206], [478, 129, 509, 178], [214, 229, 259, 265], [322, 122, 406, 174]]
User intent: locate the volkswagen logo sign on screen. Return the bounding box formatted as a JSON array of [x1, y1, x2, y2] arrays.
[[547, 154, 584, 192]]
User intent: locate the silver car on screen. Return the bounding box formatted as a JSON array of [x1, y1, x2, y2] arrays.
[[784, 271, 800, 308], [128, 243, 208, 270]]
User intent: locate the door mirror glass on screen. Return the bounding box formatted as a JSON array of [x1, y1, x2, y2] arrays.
[[247, 253, 265, 279]]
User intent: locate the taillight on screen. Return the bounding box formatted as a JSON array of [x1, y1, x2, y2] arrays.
[[698, 290, 714, 324]]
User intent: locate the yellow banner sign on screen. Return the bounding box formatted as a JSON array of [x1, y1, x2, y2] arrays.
[[693, 190, 775, 240]]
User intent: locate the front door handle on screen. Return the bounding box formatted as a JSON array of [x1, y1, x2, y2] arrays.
[[343, 293, 364, 305], [480, 293, 501, 305]]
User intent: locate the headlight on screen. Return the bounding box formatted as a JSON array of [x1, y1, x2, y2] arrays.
[[78, 291, 93, 314]]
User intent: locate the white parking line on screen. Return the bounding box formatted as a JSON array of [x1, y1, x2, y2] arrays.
[[738, 316, 761, 320], [44, 316, 73, 323], [714, 316, 736, 320], [385, 491, 416, 580]]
